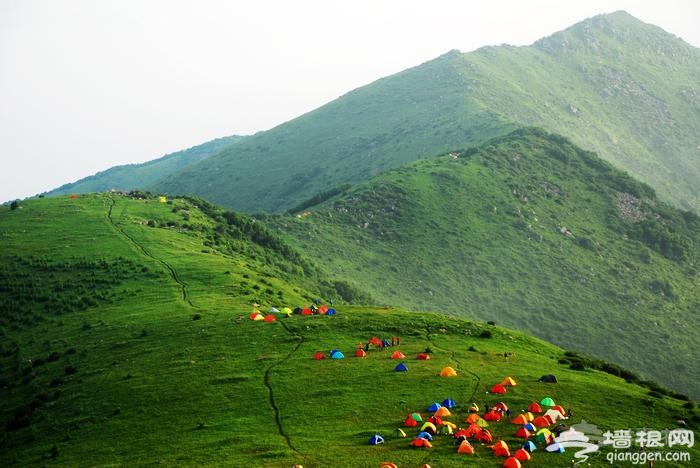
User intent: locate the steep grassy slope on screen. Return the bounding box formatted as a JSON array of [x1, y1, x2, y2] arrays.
[[148, 11, 700, 214], [48, 135, 243, 197], [262, 128, 700, 399], [1, 195, 697, 467]]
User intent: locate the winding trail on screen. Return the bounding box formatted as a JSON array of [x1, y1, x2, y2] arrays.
[[426, 332, 481, 403], [106, 196, 196, 308], [263, 319, 305, 452]]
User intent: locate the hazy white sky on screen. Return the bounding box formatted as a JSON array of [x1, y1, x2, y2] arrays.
[[1, 0, 698, 203]]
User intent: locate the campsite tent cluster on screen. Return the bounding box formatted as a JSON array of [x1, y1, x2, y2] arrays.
[[248, 304, 337, 322], [371, 375, 576, 467]]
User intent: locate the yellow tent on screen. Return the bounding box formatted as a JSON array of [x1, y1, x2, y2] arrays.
[[440, 366, 457, 377], [502, 376, 517, 386]]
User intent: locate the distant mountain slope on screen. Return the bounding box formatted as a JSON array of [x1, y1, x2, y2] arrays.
[[149, 11, 700, 214], [262, 128, 700, 399], [0, 195, 697, 466], [47, 135, 243, 196]]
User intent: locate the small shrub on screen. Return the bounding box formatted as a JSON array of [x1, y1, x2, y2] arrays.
[[47, 351, 61, 362], [569, 362, 585, 371], [682, 401, 694, 410], [487, 320, 496, 326], [65, 365, 77, 375], [648, 390, 664, 399], [192, 314, 202, 321], [479, 330, 492, 339]]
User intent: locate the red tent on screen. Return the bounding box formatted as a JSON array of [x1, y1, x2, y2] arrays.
[[532, 416, 551, 428], [313, 352, 325, 360], [354, 349, 366, 357], [503, 457, 522, 468], [515, 427, 531, 439], [514, 448, 532, 461], [410, 438, 432, 448], [404, 416, 419, 427], [491, 383, 507, 394], [263, 314, 276, 322], [527, 402, 543, 413], [301, 308, 313, 315], [416, 353, 431, 360], [484, 411, 502, 422]]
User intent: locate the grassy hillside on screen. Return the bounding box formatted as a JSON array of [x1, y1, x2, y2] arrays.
[[262, 128, 700, 400], [147, 11, 700, 214], [1, 194, 697, 466], [47, 135, 243, 197]]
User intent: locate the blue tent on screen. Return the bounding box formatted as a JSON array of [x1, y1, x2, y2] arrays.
[[441, 398, 457, 409], [369, 434, 384, 445], [330, 350, 345, 359], [546, 442, 565, 453], [522, 440, 537, 452], [394, 362, 408, 372], [417, 431, 433, 441], [428, 402, 442, 412], [326, 308, 337, 315]]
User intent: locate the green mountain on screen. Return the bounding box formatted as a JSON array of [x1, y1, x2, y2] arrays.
[[261, 128, 700, 399], [1, 194, 697, 466], [145, 11, 700, 214], [48, 135, 243, 196]]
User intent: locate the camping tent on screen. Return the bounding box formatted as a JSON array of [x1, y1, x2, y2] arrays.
[[538, 374, 558, 383], [457, 440, 475, 454], [404, 416, 419, 427], [434, 406, 451, 417], [313, 352, 325, 360], [394, 362, 408, 372], [532, 416, 551, 428], [484, 411, 502, 422], [394, 428, 407, 438], [427, 402, 442, 412], [390, 351, 405, 359], [354, 349, 366, 357], [546, 442, 565, 453], [263, 314, 276, 322], [521, 440, 537, 453], [502, 376, 517, 386], [416, 353, 431, 360], [540, 396, 556, 407], [441, 398, 457, 409], [326, 308, 337, 315], [417, 431, 433, 441], [503, 457, 522, 468], [527, 402, 543, 413], [514, 448, 532, 461], [511, 414, 529, 425], [420, 422, 437, 434], [410, 438, 432, 448], [440, 366, 457, 377], [491, 383, 507, 394], [369, 434, 384, 445], [491, 440, 510, 457], [330, 350, 344, 359], [514, 427, 532, 439]]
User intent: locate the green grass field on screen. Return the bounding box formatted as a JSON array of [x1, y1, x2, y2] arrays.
[[0, 194, 697, 466]]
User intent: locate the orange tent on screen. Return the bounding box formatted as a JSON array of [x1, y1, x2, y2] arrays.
[[466, 413, 481, 424], [491, 440, 510, 457], [440, 367, 457, 377], [528, 402, 542, 413], [390, 351, 405, 359], [434, 406, 451, 417], [457, 440, 475, 454], [511, 414, 529, 425]]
